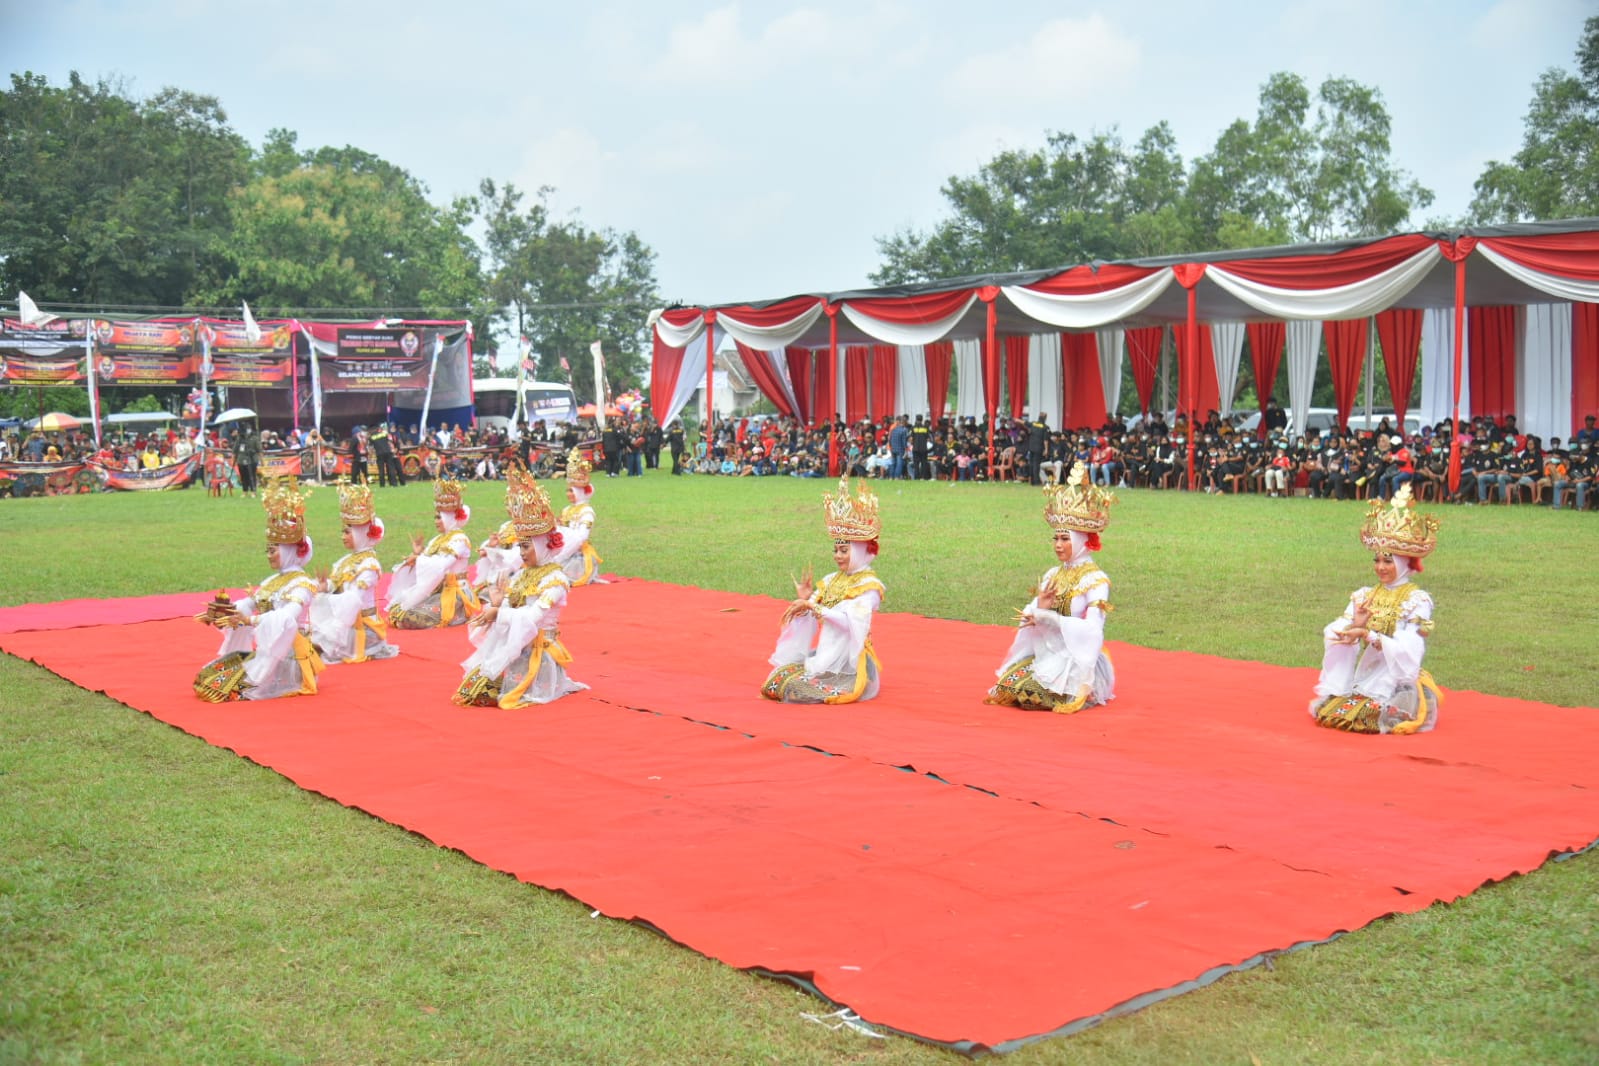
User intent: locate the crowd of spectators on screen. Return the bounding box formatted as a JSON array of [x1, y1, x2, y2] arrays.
[[7, 405, 1597, 510]]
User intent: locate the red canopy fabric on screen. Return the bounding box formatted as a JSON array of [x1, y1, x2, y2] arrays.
[[1061, 333, 1105, 432], [1478, 232, 1599, 281], [715, 295, 826, 327], [1323, 319, 1369, 433], [815, 343, 836, 425], [1375, 309, 1423, 428], [925, 341, 953, 425], [844, 346, 870, 424], [1469, 306, 1517, 423], [1004, 335, 1029, 419], [1212, 234, 1438, 290], [1573, 304, 1599, 427], [870, 345, 898, 422], [1125, 327, 1163, 417], [1245, 322, 1285, 437], [1026, 262, 1164, 295], [1171, 323, 1219, 421], [784, 347, 814, 426], [845, 288, 977, 325], [651, 333, 687, 424]]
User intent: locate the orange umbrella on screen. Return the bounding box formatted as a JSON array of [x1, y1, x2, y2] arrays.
[[35, 412, 82, 431]]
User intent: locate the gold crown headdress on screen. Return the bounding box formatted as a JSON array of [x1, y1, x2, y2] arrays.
[[505, 464, 556, 539], [263, 476, 308, 545], [823, 476, 880, 541], [496, 519, 519, 546], [1044, 461, 1115, 534], [433, 477, 464, 513], [336, 478, 375, 527], [1360, 482, 1438, 558], [565, 448, 593, 490]]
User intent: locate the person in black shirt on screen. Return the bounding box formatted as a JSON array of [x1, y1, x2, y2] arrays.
[[1025, 413, 1049, 484], [668, 420, 686, 475], [910, 415, 931, 480]]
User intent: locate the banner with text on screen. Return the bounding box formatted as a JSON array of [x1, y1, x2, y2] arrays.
[[321, 327, 433, 392], [200, 321, 295, 386], [0, 329, 87, 385], [91, 320, 196, 384]]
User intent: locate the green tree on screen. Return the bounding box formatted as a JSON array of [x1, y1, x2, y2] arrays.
[[0, 72, 248, 307], [1470, 16, 1599, 222]]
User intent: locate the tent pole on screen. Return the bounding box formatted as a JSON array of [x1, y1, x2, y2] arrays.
[[705, 313, 716, 432], [984, 295, 997, 479], [1447, 245, 1469, 494], [1185, 284, 1198, 490], [828, 311, 839, 476]]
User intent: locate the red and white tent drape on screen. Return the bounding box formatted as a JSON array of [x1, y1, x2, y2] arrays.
[[651, 225, 1599, 483]]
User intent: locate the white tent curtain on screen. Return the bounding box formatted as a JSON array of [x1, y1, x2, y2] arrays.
[[834, 346, 847, 423], [718, 300, 827, 350], [1517, 303, 1573, 443], [658, 326, 717, 427], [1095, 328, 1124, 420], [953, 338, 984, 421], [1417, 307, 1468, 428], [1477, 243, 1599, 303], [652, 310, 705, 349], [1205, 244, 1441, 320], [1285, 320, 1321, 440], [1209, 321, 1246, 417], [1000, 268, 1173, 328], [840, 294, 978, 346], [1027, 332, 1064, 429], [896, 344, 930, 419]]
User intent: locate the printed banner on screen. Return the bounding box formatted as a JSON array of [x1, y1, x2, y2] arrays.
[[320, 327, 432, 392], [258, 449, 304, 479], [0, 330, 86, 384], [93, 455, 202, 492], [200, 322, 296, 386], [89, 319, 196, 384], [0, 459, 96, 495]]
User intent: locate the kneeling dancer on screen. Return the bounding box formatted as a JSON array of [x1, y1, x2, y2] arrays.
[[310, 479, 399, 663], [388, 477, 480, 628]]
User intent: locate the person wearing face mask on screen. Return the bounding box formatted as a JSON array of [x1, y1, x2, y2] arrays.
[[194, 478, 325, 702], [388, 478, 481, 628], [309, 480, 399, 664], [454, 465, 588, 708], [761, 477, 885, 704], [1310, 483, 1441, 734], [986, 461, 1116, 714]]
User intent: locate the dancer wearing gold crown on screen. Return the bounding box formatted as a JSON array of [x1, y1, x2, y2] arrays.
[[453, 465, 588, 708], [1311, 483, 1442, 735], [553, 448, 604, 586], [387, 478, 481, 628], [309, 480, 400, 664], [193, 478, 325, 702], [473, 518, 522, 600], [987, 462, 1116, 714], [760, 477, 886, 704]]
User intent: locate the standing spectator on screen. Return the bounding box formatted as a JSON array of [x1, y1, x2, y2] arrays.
[[644, 419, 663, 470], [350, 429, 369, 484], [235, 427, 261, 497], [371, 424, 404, 487], [910, 415, 931, 480], [888, 417, 909, 480], [601, 421, 624, 478], [668, 420, 685, 475], [1025, 413, 1049, 484]]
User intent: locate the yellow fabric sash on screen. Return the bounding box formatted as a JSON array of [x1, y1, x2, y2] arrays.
[[496, 631, 573, 709], [348, 610, 388, 663], [292, 632, 325, 695], [823, 638, 880, 705], [439, 573, 481, 625]]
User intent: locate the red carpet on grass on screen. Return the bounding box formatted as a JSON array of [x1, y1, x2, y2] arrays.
[[4, 578, 1597, 1050]]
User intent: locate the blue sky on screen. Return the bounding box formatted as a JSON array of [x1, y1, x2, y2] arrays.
[[3, 0, 1589, 307]]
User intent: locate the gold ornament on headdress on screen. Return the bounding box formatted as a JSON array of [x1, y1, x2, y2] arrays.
[[1360, 482, 1438, 558], [505, 464, 556, 539], [823, 476, 880, 542], [433, 476, 464, 513], [262, 476, 309, 545], [336, 478, 375, 527], [1044, 461, 1115, 534], [565, 448, 593, 489], [495, 519, 519, 547]]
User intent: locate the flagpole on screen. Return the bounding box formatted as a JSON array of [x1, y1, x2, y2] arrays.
[[590, 340, 607, 432], [198, 319, 211, 443], [85, 327, 101, 446]]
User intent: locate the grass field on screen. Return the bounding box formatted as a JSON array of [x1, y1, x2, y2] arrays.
[[2, 474, 1595, 1064]]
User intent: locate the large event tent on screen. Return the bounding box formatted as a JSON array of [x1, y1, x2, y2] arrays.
[[649, 220, 1599, 482]]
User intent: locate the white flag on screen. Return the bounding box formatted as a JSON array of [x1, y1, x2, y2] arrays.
[[17, 291, 56, 327], [241, 301, 262, 342], [590, 340, 607, 430]]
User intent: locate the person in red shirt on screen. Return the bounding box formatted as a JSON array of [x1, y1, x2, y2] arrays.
[[1378, 436, 1414, 500]]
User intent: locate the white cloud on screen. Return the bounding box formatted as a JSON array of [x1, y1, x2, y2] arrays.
[[643, 1, 917, 86], [947, 14, 1141, 99]]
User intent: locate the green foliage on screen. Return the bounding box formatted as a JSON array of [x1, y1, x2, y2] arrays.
[[1471, 16, 1599, 222], [0, 72, 249, 306], [874, 72, 1434, 283]]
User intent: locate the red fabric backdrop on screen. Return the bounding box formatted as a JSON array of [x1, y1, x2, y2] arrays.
[[1468, 306, 1517, 423], [1246, 322, 1285, 438], [1323, 319, 1369, 433], [649, 308, 704, 424], [1477, 232, 1599, 280], [870, 346, 898, 422], [734, 342, 795, 419], [1215, 234, 1438, 289], [784, 347, 813, 426], [1125, 326, 1163, 416], [1374, 309, 1423, 427], [844, 346, 870, 424], [1004, 336, 1029, 419], [1171, 324, 1219, 420], [1573, 304, 1599, 427], [925, 342, 953, 425], [1061, 333, 1106, 431], [814, 345, 836, 425]]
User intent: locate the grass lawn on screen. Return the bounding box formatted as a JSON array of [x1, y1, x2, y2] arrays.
[[2, 474, 1595, 1064]]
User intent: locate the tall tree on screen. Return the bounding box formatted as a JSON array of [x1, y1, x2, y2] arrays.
[[1470, 16, 1599, 222], [0, 72, 248, 307]]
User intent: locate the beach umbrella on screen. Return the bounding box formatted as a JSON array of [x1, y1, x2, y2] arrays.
[[33, 412, 82, 431]]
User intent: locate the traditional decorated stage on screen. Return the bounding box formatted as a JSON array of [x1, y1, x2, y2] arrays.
[[2, 579, 1596, 1052]]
